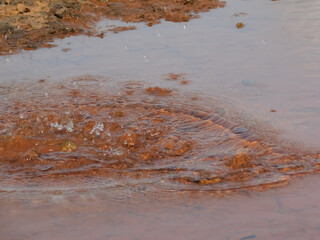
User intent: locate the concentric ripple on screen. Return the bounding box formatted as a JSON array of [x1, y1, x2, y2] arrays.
[[0, 76, 319, 192]]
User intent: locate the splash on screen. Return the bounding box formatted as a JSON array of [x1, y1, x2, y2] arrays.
[[0, 76, 319, 192]]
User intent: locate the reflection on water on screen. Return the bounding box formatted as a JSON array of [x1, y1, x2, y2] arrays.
[[1, 0, 320, 239], [1, 77, 319, 192]]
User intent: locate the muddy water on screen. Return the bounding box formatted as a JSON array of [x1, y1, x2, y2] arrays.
[[1, 175, 320, 240], [1, 0, 320, 148], [1, 0, 320, 239], [1, 77, 319, 193]]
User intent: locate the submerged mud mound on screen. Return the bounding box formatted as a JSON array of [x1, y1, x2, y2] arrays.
[[0, 76, 319, 192], [0, 0, 225, 55]]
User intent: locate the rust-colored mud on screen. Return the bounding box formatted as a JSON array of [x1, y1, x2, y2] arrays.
[[164, 73, 190, 85], [107, 26, 136, 34], [0, 0, 225, 55], [1, 76, 319, 192]]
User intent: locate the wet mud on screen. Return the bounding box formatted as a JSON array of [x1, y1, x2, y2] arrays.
[[1, 76, 319, 192], [0, 0, 225, 55]]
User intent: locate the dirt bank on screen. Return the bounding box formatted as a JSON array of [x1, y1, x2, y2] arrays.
[[0, 0, 225, 55]]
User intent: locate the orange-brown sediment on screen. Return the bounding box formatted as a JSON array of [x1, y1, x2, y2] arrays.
[[0, 76, 319, 192], [0, 0, 225, 55]]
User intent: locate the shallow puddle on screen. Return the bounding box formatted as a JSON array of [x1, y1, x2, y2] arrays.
[[0, 76, 319, 193], [1, 0, 320, 239], [1, 174, 320, 240], [1, 0, 320, 148]]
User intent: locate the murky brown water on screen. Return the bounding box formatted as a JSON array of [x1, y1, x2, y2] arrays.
[[2, 175, 320, 240], [1, 0, 320, 239], [1, 76, 319, 193]]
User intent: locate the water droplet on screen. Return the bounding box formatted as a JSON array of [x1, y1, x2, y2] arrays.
[[143, 55, 149, 62]]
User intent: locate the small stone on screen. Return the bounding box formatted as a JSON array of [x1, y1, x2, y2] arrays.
[[54, 7, 67, 19], [236, 22, 245, 29], [16, 4, 29, 14], [62, 141, 77, 152], [199, 177, 222, 185]]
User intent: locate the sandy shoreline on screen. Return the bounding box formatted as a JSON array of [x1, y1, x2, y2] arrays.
[[0, 0, 225, 55]]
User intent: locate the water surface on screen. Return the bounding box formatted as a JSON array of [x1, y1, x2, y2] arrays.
[[1, 0, 320, 239], [1, 0, 320, 147]]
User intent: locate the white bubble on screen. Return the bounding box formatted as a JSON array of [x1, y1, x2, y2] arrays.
[[90, 122, 104, 135], [65, 120, 74, 132], [50, 122, 63, 131]]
